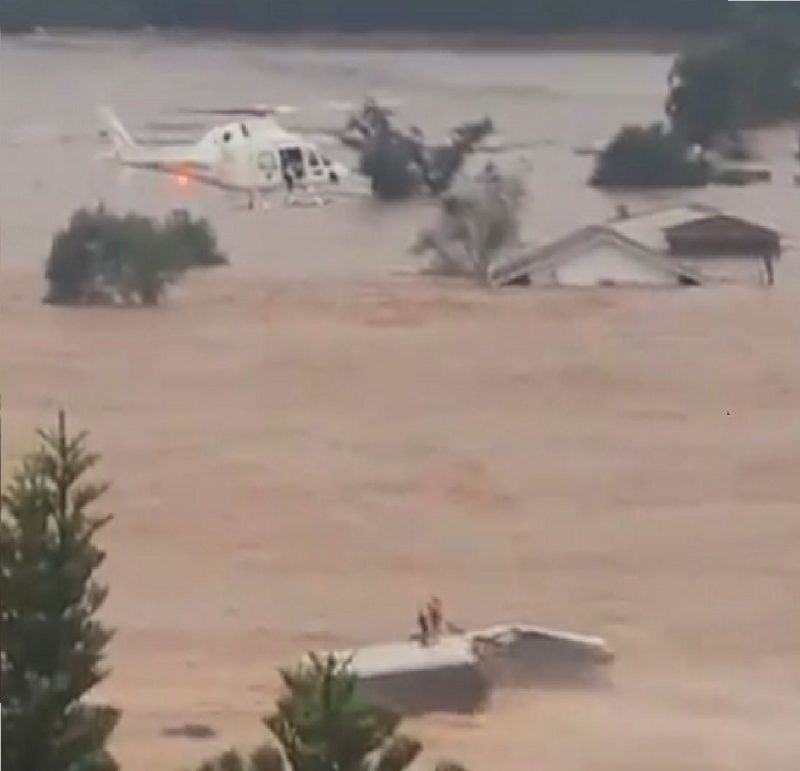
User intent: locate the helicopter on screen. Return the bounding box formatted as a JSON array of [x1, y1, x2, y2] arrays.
[[98, 105, 360, 210]]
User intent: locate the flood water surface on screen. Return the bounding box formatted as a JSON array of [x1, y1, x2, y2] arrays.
[[1, 33, 797, 278], [1, 33, 799, 771]]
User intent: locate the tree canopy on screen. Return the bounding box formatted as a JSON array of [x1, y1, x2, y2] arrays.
[[667, 16, 800, 145], [3, 0, 792, 34], [593, 12, 800, 189], [1, 412, 119, 771], [195, 654, 426, 771], [44, 207, 227, 307], [591, 123, 709, 189]]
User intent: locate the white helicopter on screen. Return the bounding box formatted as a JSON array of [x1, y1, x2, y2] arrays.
[[98, 104, 360, 210]]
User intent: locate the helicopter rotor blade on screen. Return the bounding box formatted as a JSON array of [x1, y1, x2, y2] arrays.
[[145, 120, 209, 133], [324, 95, 404, 113], [174, 104, 299, 118]]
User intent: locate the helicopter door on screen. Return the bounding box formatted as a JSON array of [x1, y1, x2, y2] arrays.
[[217, 128, 238, 184], [305, 149, 327, 183], [278, 147, 305, 184], [257, 149, 279, 185]]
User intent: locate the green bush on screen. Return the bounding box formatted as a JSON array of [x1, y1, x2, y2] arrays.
[[44, 206, 227, 307], [591, 123, 710, 189], [162, 209, 228, 269]]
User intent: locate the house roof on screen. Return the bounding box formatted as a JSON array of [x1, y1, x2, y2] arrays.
[[664, 213, 781, 242], [325, 635, 478, 679], [468, 624, 613, 658], [489, 224, 706, 287], [605, 203, 720, 251]]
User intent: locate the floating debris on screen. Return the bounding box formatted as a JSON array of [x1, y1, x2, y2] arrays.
[[161, 723, 217, 740]]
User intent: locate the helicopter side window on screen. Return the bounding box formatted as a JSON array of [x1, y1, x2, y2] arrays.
[[307, 150, 326, 178], [222, 131, 232, 143], [241, 123, 249, 138]]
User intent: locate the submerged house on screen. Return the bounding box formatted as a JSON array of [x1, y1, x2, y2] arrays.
[[325, 636, 489, 715], [490, 225, 705, 288], [469, 624, 614, 688], [491, 204, 781, 288], [313, 624, 614, 716]]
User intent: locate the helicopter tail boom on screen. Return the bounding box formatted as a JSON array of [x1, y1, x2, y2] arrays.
[[99, 107, 137, 156]]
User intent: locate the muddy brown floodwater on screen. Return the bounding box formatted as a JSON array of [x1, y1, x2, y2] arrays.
[[1, 32, 799, 771]]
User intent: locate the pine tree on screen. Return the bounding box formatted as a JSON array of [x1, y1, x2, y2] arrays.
[[196, 654, 423, 771], [0, 411, 120, 771], [265, 654, 421, 771]]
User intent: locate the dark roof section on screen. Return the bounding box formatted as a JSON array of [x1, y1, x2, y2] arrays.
[[664, 214, 781, 258]]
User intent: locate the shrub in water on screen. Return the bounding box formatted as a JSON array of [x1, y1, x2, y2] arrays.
[[591, 123, 709, 189], [44, 206, 227, 306], [162, 209, 227, 269]]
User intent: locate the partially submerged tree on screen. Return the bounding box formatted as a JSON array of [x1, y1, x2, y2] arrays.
[[162, 209, 228, 269], [593, 14, 800, 189], [591, 123, 709, 189], [666, 47, 742, 147], [367, 136, 425, 201], [667, 16, 800, 146], [413, 162, 526, 282], [345, 100, 495, 201], [44, 206, 227, 307], [1, 412, 119, 771]]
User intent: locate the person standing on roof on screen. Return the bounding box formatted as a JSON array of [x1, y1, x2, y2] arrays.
[[764, 252, 775, 287], [427, 596, 443, 638], [416, 608, 430, 646]]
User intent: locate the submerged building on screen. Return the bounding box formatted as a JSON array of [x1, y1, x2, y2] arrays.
[[491, 204, 781, 288], [314, 624, 614, 715], [326, 635, 488, 715]]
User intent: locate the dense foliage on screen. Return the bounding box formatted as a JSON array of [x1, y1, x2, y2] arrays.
[[594, 13, 799, 188], [44, 207, 227, 307], [1, 413, 119, 771], [414, 164, 525, 282], [0, 0, 780, 34], [266, 654, 420, 771], [667, 18, 800, 147], [365, 138, 424, 201], [591, 124, 709, 189], [196, 654, 425, 771]]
